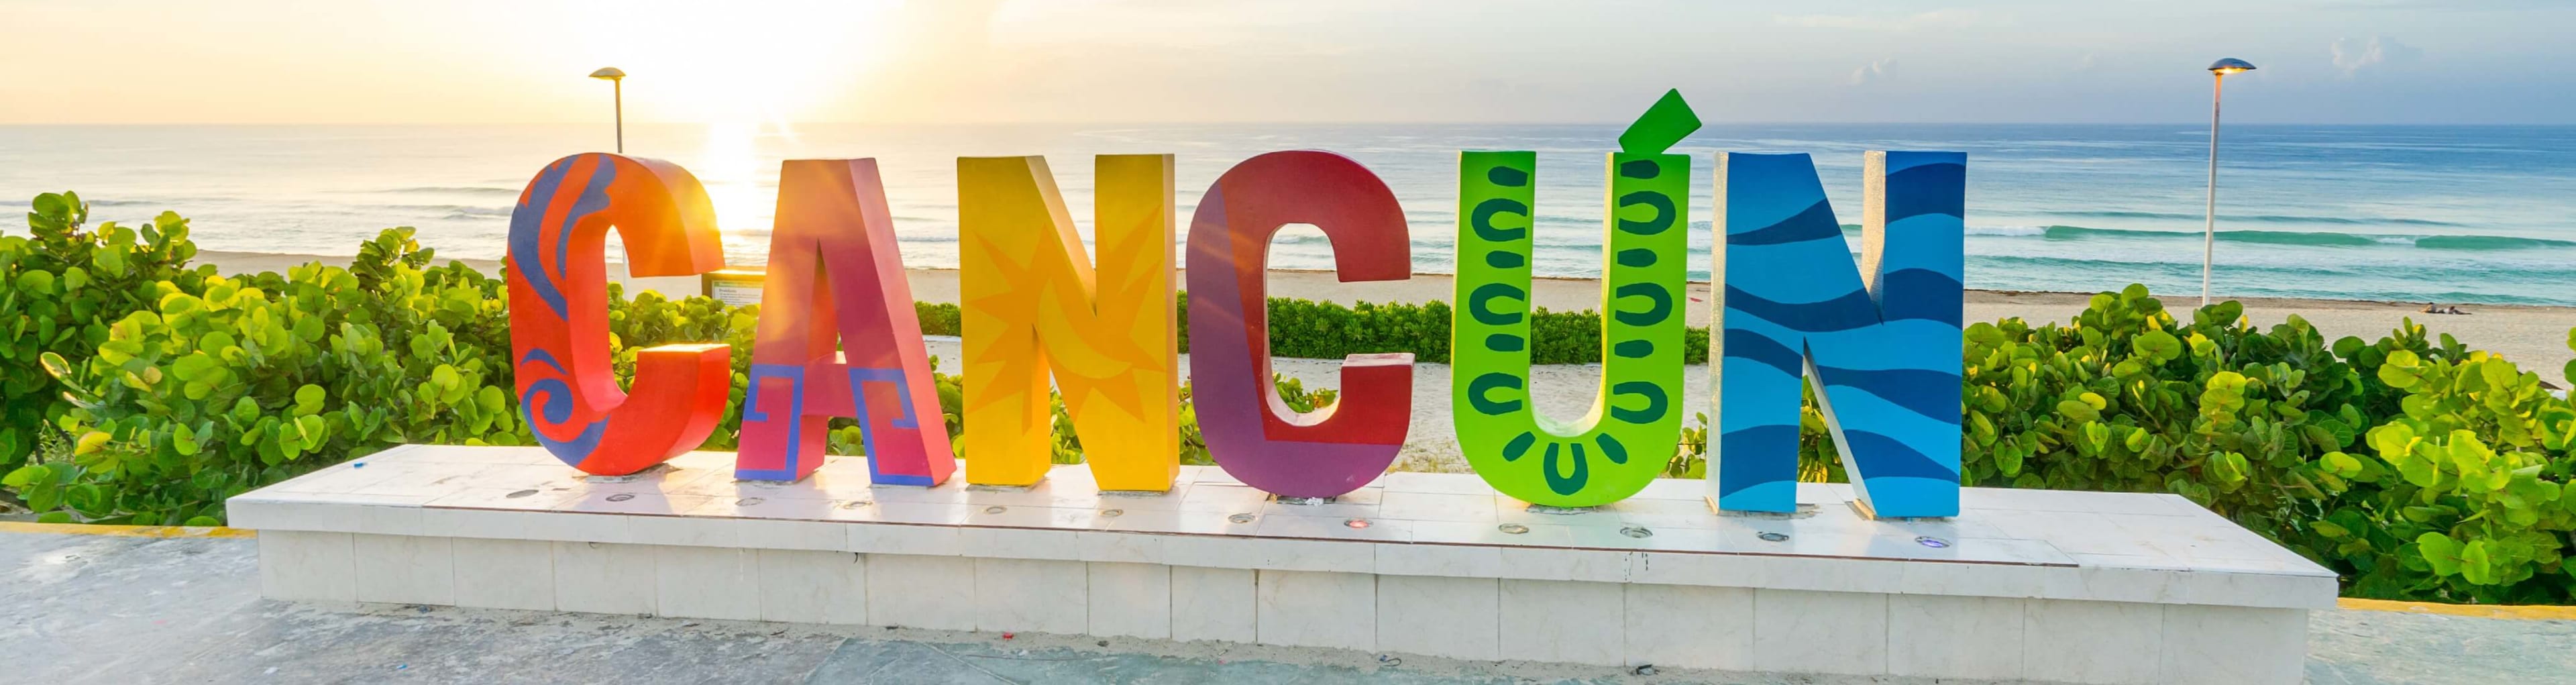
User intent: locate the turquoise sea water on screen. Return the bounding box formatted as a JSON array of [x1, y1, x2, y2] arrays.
[[3, 123, 2571, 305]]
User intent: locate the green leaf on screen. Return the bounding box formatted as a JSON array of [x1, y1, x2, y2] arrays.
[[171, 352, 220, 382], [2132, 329, 2184, 362], [2, 464, 50, 488], [38, 351, 73, 382], [15, 269, 55, 294], [2381, 355, 2428, 389], [2459, 539, 2496, 584], [294, 384, 326, 415], [2416, 533, 2462, 576], [72, 431, 111, 456], [172, 426, 200, 456], [295, 415, 327, 450]]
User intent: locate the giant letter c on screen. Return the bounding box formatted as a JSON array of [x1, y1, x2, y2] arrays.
[[1185, 150, 1414, 498], [508, 153, 732, 476]]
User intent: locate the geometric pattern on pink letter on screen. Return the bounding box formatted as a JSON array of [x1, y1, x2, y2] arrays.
[[737, 158, 955, 484]]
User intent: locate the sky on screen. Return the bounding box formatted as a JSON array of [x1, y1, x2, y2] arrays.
[[3, 0, 2571, 125]]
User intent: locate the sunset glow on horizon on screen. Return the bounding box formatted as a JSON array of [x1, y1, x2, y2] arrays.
[[4, 0, 2573, 126]]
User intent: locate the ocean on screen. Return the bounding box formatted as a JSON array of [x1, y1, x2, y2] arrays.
[[4, 123, 2572, 305]]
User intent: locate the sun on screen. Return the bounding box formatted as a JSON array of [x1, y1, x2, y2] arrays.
[[572, 0, 899, 126]]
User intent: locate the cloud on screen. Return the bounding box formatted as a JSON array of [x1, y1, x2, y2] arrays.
[[2331, 36, 2422, 76], [1849, 58, 1896, 85], [1777, 9, 2005, 31]]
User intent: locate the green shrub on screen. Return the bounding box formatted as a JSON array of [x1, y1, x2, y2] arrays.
[[7, 228, 523, 525], [2304, 344, 2576, 603], [1, 193, 209, 478]]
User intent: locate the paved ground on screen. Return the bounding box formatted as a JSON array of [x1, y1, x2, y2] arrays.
[[3, 529, 2567, 684]]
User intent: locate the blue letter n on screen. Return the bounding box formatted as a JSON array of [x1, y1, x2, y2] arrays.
[[1711, 151, 1964, 519]]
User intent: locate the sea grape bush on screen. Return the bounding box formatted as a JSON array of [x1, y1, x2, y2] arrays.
[[1, 193, 207, 478], [4, 195, 2573, 603], [2303, 345, 2576, 603], [9, 225, 525, 525]]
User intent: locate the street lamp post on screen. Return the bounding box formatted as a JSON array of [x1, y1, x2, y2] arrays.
[[590, 67, 627, 154], [2202, 58, 2255, 307]]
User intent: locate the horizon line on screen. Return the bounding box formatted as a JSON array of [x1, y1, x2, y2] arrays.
[[6, 120, 2574, 128]]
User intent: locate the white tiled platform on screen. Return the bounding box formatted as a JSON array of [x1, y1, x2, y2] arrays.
[[233, 445, 2334, 684]]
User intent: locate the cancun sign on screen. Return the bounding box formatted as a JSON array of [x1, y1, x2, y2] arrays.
[[506, 91, 1968, 519]]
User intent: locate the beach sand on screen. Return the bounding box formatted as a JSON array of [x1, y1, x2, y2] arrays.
[[199, 250, 2576, 472]]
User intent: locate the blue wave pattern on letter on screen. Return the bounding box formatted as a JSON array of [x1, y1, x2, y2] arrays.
[[1713, 152, 1964, 518]]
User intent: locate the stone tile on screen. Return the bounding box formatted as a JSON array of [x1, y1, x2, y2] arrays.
[[1886, 594, 2024, 680], [866, 554, 975, 631], [1256, 488, 1383, 520], [1379, 471, 1498, 495], [755, 549, 867, 625], [1375, 541, 1503, 578], [1627, 550, 1763, 587], [1085, 562, 1171, 639], [1254, 570, 1375, 651], [1494, 546, 1632, 583], [257, 530, 356, 602], [623, 513, 743, 548], [2161, 604, 2308, 685], [551, 541, 658, 616], [1176, 484, 1272, 514], [1375, 492, 1499, 523], [1499, 579, 1625, 666], [1623, 583, 1753, 670], [1376, 576, 1499, 662], [2171, 568, 2341, 610], [2024, 599, 2163, 684], [728, 517, 848, 551], [956, 526, 1085, 561], [1165, 535, 1373, 574], [847, 523, 963, 556], [450, 537, 554, 611], [653, 545, 760, 621], [1075, 531, 1162, 565], [1748, 554, 1909, 593], [1752, 589, 1887, 676], [419, 507, 627, 544], [1250, 513, 1410, 543], [352, 533, 454, 605], [973, 558, 1088, 635], [1171, 566, 1256, 643]]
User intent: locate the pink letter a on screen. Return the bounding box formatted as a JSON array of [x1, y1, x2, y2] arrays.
[[738, 159, 955, 485]]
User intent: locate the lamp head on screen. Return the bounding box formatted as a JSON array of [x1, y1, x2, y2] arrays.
[[589, 67, 626, 81], [2208, 58, 2255, 76]]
